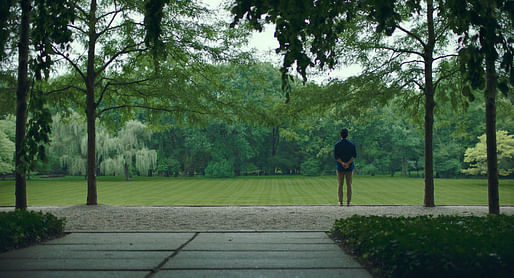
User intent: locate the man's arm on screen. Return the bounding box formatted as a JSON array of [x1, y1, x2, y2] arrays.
[[342, 157, 355, 168]]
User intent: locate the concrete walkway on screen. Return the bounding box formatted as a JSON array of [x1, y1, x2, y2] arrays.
[[0, 232, 372, 278]]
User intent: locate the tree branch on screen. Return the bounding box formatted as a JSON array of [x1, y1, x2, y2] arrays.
[[67, 24, 88, 34], [97, 105, 211, 117], [52, 46, 87, 82], [376, 45, 424, 58], [95, 42, 147, 76], [97, 8, 123, 22], [434, 23, 451, 43], [433, 53, 458, 62], [74, 5, 88, 19], [400, 59, 425, 67], [43, 85, 86, 95], [434, 68, 459, 90], [397, 25, 426, 48], [96, 9, 124, 38], [95, 78, 152, 107]]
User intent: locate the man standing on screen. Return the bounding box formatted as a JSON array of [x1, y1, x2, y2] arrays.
[[334, 128, 357, 206]]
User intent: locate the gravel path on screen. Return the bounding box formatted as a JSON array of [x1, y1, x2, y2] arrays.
[[2, 205, 512, 232]]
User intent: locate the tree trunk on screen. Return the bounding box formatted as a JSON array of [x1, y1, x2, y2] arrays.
[[86, 0, 98, 205], [271, 127, 279, 156], [423, 0, 436, 207], [124, 163, 129, 181], [485, 46, 500, 215], [402, 155, 407, 176], [15, 0, 31, 210]]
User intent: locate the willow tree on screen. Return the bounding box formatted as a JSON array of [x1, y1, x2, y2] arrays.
[[101, 120, 157, 181], [51, 113, 157, 180]]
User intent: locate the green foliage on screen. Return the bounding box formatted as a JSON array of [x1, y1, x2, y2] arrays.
[[50, 112, 157, 177], [0, 210, 66, 252], [0, 0, 14, 59], [101, 120, 157, 179], [157, 157, 180, 176], [0, 116, 15, 174], [463, 130, 514, 176], [444, 0, 513, 92], [0, 73, 16, 116], [0, 129, 14, 174], [434, 141, 462, 178], [205, 159, 235, 178], [300, 159, 321, 176], [331, 215, 514, 278], [31, 0, 75, 80], [25, 88, 53, 172]]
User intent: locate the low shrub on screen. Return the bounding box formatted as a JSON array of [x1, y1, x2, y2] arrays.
[[301, 159, 321, 176], [0, 210, 66, 252], [330, 215, 514, 278], [205, 159, 235, 178]]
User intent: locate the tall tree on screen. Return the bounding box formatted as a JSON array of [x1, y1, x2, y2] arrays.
[[49, 0, 250, 205], [444, 0, 513, 214], [0, 0, 74, 209], [14, 0, 31, 209]]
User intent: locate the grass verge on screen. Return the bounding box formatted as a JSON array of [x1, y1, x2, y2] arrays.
[[0, 210, 66, 252], [330, 215, 514, 278]]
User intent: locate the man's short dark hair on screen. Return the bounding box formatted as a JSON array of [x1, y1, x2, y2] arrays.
[[340, 128, 349, 139]]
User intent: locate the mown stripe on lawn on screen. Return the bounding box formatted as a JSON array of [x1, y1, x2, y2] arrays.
[[0, 176, 512, 206]]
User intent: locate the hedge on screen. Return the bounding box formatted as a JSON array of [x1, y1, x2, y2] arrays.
[[0, 210, 66, 252], [330, 215, 514, 278]]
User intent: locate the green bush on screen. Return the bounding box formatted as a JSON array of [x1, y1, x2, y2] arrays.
[[301, 159, 320, 176], [205, 159, 234, 178], [330, 215, 514, 278], [0, 210, 66, 252]]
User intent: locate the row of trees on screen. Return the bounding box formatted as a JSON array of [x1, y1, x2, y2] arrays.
[[2, 63, 511, 180], [1, 0, 512, 214], [229, 0, 513, 213], [1, 0, 252, 208]]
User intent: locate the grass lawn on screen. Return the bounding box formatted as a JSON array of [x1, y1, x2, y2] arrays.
[[0, 175, 513, 206]]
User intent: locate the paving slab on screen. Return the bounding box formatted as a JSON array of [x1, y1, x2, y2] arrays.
[[43, 232, 195, 244], [189, 232, 335, 244], [0, 249, 170, 259], [184, 232, 341, 251], [0, 258, 161, 271], [42, 232, 194, 249], [0, 231, 372, 278], [0, 271, 146, 278], [164, 250, 362, 269], [154, 269, 372, 278]]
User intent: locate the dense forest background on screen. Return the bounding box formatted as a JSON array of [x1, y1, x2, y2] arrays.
[[2, 63, 512, 179]]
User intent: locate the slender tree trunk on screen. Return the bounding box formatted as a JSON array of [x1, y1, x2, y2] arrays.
[[402, 155, 407, 176], [485, 48, 500, 215], [124, 163, 129, 181], [15, 0, 31, 210], [423, 0, 436, 207], [86, 0, 98, 205], [272, 127, 279, 156]]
